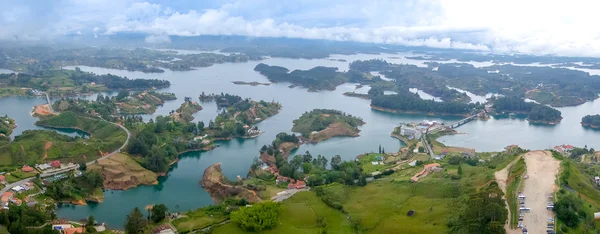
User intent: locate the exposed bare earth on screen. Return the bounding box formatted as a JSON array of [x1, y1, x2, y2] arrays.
[[308, 122, 360, 143], [32, 104, 55, 116], [200, 163, 262, 203], [43, 141, 52, 160], [520, 151, 560, 234], [88, 153, 158, 190]]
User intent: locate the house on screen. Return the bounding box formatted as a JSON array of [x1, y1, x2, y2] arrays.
[[295, 180, 306, 189], [12, 186, 24, 192], [0, 175, 4, 181], [22, 165, 34, 172], [36, 163, 52, 171], [152, 224, 176, 234], [51, 160, 61, 168], [9, 198, 22, 206], [595, 176, 600, 185], [74, 170, 83, 177], [400, 125, 422, 139], [553, 146, 564, 153], [201, 139, 211, 145], [64, 227, 85, 234], [0, 192, 12, 207]]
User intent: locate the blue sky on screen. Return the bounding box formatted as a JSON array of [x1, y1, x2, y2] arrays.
[[2, 0, 600, 56]]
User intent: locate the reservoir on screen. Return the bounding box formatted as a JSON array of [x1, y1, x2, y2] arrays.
[[2, 53, 600, 228]]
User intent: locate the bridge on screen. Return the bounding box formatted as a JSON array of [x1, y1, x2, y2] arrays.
[[447, 110, 486, 128]]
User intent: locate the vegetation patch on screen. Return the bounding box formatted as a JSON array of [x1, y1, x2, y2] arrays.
[[292, 109, 365, 143]]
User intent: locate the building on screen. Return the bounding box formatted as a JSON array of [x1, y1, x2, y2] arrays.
[[36, 163, 52, 171], [0, 175, 4, 181], [152, 224, 176, 234], [400, 125, 422, 139], [74, 170, 83, 177], [51, 160, 61, 168], [22, 165, 34, 172]]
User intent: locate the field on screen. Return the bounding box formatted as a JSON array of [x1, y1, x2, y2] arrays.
[[357, 153, 392, 174], [173, 205, 230, 233], [88, 153, 157, 190], [212, 191, 354, 234]]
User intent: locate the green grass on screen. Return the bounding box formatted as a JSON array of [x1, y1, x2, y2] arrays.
[[212, 191, 353, 234], [358, 153, 391, 174], [506, 158, 526, 228], [173, 205, 229, 233]]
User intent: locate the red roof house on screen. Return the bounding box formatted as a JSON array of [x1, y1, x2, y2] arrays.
[[295, 180, 306, 189], [0, 175, 4, 181], [50, 160, 61, 168], [22, 165, 34, 172]]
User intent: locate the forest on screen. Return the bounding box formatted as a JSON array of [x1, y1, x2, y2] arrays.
[[254, 63, 349, 91], [581, 114, 600, 128], [492, 96, 562, 123], [371, 91, 479, 115], [292, 109, 365, 135]]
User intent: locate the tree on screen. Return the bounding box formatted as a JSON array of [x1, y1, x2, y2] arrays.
[[302, 162, 312, 174], [86, 215, 96, 233], [358, 175, 367, 186], [381, 147, 385, 154], [230, 201, 280, 231], [84, 171, 103, 188], [378, 145, 382, 154], [418, 146, 425, 153], [79, 162, 87, 171], [125, 207, 147, 234], [330, 155, 342, 170], [150, 204, 168, 223], [457, 165, 463, 176], [116, 90, 129, 101]]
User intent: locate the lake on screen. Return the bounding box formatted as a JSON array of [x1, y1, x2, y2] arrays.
[[2, 53, 600, 228]]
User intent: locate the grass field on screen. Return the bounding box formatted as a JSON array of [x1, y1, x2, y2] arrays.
[[173, 205, 229, 233], [358, 153, 392, 174], [212, 191, 354, 234], [506, 158, 526, 228]]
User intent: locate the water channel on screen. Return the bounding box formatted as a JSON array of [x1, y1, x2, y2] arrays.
[[2, 52, 600, 228]]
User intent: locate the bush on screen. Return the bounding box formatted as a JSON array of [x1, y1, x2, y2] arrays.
[[230, 201, 279, 232]]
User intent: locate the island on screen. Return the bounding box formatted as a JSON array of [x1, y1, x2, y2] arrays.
[[292, 109, 365, 143], [207, 95, 282, 139], [254, 63, 350, 92], [491, 96, 563, 124], [54, 91, 177, 118], [581, 114, 600, 129], [232, 81, 271, 86], [370, 91, 479, 116], [170, 97, 203, 122]]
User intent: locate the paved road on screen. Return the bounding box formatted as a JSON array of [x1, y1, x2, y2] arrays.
[[0, 119, 131, 194], [271, 188, 310, 202]]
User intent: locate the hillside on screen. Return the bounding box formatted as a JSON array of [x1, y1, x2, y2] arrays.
[[88, 153, 158, 190], [292, 109, 365, 143]]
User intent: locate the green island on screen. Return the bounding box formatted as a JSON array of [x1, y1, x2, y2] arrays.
[[491, 96, 563, 124], [0, 47, 263, 73], [170, 97, 203, 122], [371, 90, 480, 116], [54, 91, 176, 119], [291, 109, 365, 143], [0, 68, 170, 97], [581, 114, 600, 129], [208, 95, 282, 139], [254, 63, 377, 92]]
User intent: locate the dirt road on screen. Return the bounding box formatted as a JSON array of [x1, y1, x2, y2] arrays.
[[494, 155, 523, 234], [521, 151, 560, 234]]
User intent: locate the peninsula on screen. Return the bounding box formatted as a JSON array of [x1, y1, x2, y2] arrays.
[[491, 96, 563, 124]]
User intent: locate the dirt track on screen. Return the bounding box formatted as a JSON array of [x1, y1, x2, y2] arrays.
[[521, 151, 560, 234]]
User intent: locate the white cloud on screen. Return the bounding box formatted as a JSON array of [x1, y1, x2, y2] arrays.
[[3, 0, 600, 56], [144, 34, 171, 44]]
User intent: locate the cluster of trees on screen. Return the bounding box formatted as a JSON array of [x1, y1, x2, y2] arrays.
[[127, 116, 208, 172], [254, 63, 348, 91], [349, 59, 390, 72], [269, 132, 300, 150], [581, 114, 600, 127], [292, 109, 364, 135], [554, 191, 588, 228], [230, 201, 280, 232], [450, 182, 508, 234], [371, 92, 479, 115], [492, 96, 562, 123], [0, 204, 58, 234], [45, 171, 104, 201], [0, 116, 14, 136], [124, 204, 168, 234]]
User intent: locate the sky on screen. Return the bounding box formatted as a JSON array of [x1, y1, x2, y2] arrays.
[[2, 0, 600, 57]]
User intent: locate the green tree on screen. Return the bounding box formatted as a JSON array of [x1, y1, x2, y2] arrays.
[[86, 215, 96, 233], [230, 201, 280, 232], [125, 207, 147, 234], [330, 155, 342, 170], [302, 162, 313, 173], [150, 204, 168, 223], [457, 165, 463, 176], [79, 162, 87, 171], [84, 171, 103, 188]]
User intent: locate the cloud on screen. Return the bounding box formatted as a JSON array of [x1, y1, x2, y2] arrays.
[[144, 34, 171, 44], [2, 0, 600, 56]]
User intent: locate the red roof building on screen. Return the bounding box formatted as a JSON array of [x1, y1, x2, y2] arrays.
[[0, 175, 4, 181], [22, 165, 34, 172], [50, 160, 61, 168], [295, 181, 306, 189]]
